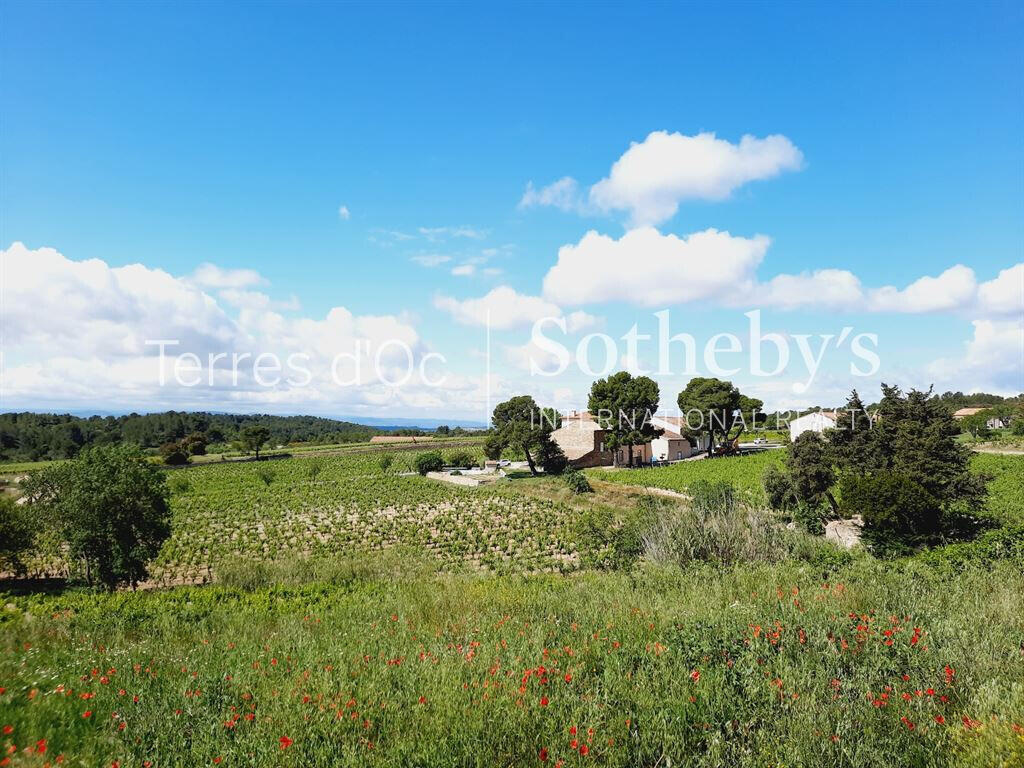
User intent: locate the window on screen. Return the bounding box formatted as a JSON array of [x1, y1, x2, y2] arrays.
[[599, 441, 604, 452], [677, 451, 682, 460]]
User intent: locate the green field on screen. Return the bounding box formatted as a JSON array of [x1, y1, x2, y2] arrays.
[[593, 450, 784, 503], [2, 558, 1023, 766], [3, 449, 1024, 766]]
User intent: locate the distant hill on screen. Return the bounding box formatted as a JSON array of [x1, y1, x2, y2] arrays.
[[0, 411, 386, 462]]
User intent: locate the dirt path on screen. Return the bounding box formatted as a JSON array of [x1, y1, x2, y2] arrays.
[[972, 446, 1024, 455]]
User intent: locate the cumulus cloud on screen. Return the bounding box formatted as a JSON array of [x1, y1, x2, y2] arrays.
[[867, 265, 977, 313], [521, 131, 803, 226], [338, 205, 351, 220], [928, 318, 1024, 394], [977, 263, 1024, 317], [542, 226, 770, 307], [750, 269, 864, 311], [434, 286, 563, 330], [0, 242, 493, 416]]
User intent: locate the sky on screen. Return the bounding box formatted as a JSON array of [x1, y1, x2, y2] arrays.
[[2, 1, 1022, 424]]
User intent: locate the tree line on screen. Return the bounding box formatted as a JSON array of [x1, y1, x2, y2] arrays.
[[0, 412, 386, 462]]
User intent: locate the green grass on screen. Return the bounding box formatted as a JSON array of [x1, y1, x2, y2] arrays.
[[2, 558, 1022, 767], [593, 451, 784, 503]]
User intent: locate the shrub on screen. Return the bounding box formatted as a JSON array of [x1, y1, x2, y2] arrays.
[[414, 452, 444, 475], [763, 465, 795, 511], [575, 502, 654, 570], [307, 459, 323, 480], [642, 481, 790, 567], [160, 442, 189, 466], [255, 466, 276, 487], [563, 468, 592, 494], [377, 454, 393, 473], [0, 495, 34, 574], [447, 450, 476, 469], [840, 472, 941, 555], [794, 503, 825, 535], [169, 475, 192, 495]]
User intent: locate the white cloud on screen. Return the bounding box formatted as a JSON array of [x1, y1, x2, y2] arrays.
[[418, 226, 487, 241], [522, 131, 803, 226], [410, 254, 452, 267], [190, 262, 267, 289], [751, 269, 864, 311], [565, 310, 599, 333], [434, 286, 563, 330], [977, 263, 1024, 317], [542, 226, 770, 307], [0, 242, 496, 417], [218, 288, 301, 312], [928, 318, 1024, 395], [451, 264, 476, 277], [338, 205, 351, 220], [867, 265, 977, 313], [519, 177, 585, 213]]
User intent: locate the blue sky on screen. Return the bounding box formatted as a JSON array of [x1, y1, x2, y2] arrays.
[[2, 1, 1022, 421]]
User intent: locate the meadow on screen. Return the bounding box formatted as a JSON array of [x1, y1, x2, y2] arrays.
[[2, 448, 1024, 766]]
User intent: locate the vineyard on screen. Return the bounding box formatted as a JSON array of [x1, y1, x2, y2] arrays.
[[146, 451, 578, 584]]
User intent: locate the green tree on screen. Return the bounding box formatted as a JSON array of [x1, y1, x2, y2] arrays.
[[827, 390, 879, 471], [828, 385, 988, 551], [482, 433, 505, 461], [787, 432, 838, 514], [588, 372, 663, 467], [240, 425, 271, 460], [489, 396, 561, 476], [676, 377, 762, 455], [959, 412, 991, 440], [24, 445, 171, 590], [0, 495, 34, 575]]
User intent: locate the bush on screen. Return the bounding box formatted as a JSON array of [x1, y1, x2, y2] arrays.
[[377, 454, 393, 473], [794, 503, 825, 535], [255, 466, 276, 487], [563, 468, 592, 494], [642, 481, 790, 567], [763, 465, 795, 511], [0, 495, 34, 574], [160, 442, 189, 466], [575, 502, 654, 570], [447, 450, 476, 469], [307, 459, 324, 480], [840, 472, 941, 555], [414, 452, 444, 475], [169, 475, 192, 495]]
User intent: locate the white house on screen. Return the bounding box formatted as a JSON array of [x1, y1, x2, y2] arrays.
[[788, 410, 838, 441]]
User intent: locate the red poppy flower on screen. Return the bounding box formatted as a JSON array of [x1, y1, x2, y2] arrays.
[[934, 715, 946, 724], [0, 727, 10, 735], [35, 740, 46, 754], [279, 735, 293, 749], [83, 710, 92, 718], [539, 748, 548, 762], [690, 669, 700, 683], [579, 745, 589, 756], [540, 697, 549, 707]]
